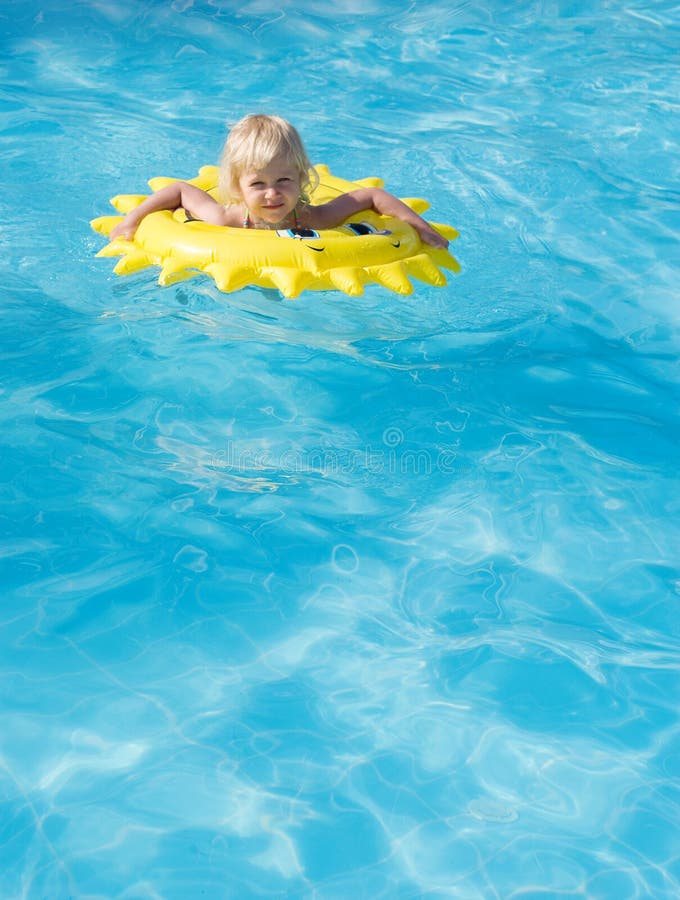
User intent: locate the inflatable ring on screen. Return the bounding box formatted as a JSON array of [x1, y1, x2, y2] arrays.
[[90, 164, 460, 298]]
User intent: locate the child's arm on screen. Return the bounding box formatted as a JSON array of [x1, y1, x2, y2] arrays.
[[109, 181, 239, 240], [311, 188, 449, 249]]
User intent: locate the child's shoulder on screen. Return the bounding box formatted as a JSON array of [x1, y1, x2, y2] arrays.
[[219, 202, 245, 228]]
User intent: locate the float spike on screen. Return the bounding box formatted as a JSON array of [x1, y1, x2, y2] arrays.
[[91, 216, 123, 238], [400, 197, 430, 214], [205, 263, 253, 293], [372, 262, 413, 295], [329, 267, 367, 296], [147, 177, 180, 191], [428, 246, 462, 274], [264, 267, 314, 298], [159, 259, 195, 285], [354, 177, 385, 189], [110, 194, 147, 213], [113, 250, 153, 275], [430, 222, 459, 241], [406, 253, 448, 286]]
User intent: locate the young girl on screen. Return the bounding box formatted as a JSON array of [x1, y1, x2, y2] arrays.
[[109, 114, 449, 250]]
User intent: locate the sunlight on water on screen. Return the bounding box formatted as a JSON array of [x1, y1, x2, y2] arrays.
[[1, 0, 680, 896]]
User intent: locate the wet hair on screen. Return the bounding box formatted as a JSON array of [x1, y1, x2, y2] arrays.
[[218, 114, 318, 206]]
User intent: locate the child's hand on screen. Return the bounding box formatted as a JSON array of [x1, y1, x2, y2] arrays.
[[416, 223, 449, 250], [110, 218, 138, 241]]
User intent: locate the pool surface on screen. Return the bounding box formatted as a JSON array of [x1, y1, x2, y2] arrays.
[[2, 1, 679, 896]]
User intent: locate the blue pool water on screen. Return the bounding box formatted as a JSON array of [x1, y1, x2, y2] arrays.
[[2, 0, 680, 896]]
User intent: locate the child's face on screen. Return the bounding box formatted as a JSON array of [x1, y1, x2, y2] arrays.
[[237, 155, 302, 225]]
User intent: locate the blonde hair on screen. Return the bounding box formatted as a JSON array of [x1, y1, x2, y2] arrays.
[[217, 114, 317, 206]]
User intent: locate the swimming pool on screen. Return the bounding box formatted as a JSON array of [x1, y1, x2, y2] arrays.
[[2, 0, 679, 896]]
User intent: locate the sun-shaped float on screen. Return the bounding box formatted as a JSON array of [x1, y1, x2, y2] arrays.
[[91, 165, 460, 298]]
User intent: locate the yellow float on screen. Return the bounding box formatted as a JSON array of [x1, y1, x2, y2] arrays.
[[90, 165, 460, 299]]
